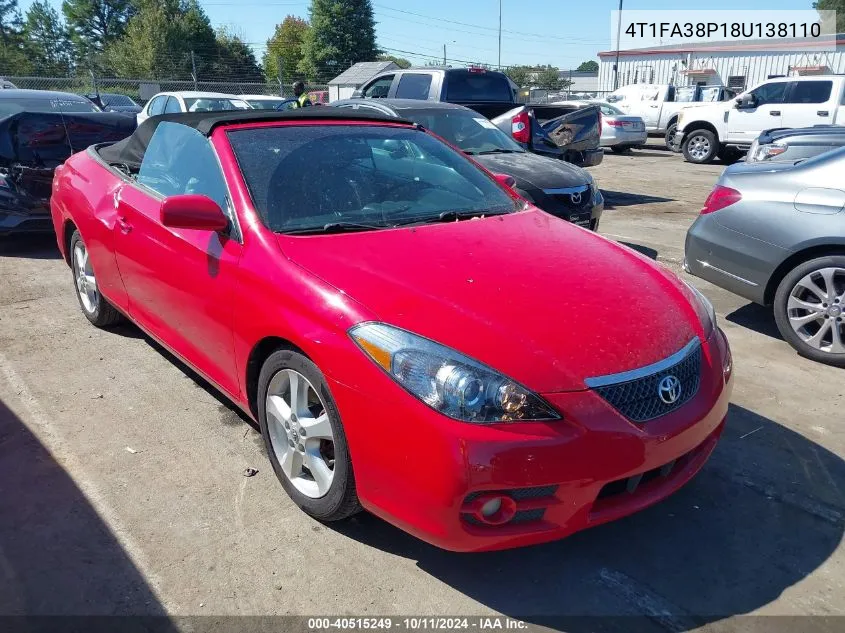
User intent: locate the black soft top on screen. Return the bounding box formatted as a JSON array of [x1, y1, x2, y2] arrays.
[[97, 108, 414, 170]]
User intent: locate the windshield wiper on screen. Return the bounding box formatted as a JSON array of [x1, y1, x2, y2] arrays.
[[283, 221, 387, 235]]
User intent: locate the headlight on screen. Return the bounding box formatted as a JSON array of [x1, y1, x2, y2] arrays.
[[682, 280, 716, 336], [349, 322, 560, 423], [750, 142, 787, 162]]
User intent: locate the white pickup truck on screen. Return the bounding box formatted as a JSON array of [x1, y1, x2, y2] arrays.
[[672, 75, 845, 164], [607, 83, 735, 148]]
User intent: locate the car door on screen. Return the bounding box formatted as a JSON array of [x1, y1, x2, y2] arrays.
[[113, 121, 242, 397], [779, 80, 835, 128], [726, 81, 787, 143]]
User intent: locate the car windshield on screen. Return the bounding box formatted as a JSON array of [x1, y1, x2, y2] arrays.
[[101, 94, 134, 106], [403, 109, 524, 155], [246, 98, 287, 110], [227, 124, 520, 234], [0, 96, 100, 116], [184, 97, 250, 112]]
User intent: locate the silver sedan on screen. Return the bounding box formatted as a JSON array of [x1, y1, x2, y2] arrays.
[[685, 147, 845, 366]]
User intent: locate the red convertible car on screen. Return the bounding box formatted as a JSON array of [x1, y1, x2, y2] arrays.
[[51, 110, 733, 552]]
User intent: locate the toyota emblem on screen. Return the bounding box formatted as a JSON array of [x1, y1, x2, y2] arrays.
[[570, 192, 582, 205], [657, 375, 682, 405]]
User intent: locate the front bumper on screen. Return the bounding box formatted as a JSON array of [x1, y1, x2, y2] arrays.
[[331, 328, 732, 552]]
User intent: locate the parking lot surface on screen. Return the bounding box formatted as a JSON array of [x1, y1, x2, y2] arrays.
[[1, 144, 843, 630]]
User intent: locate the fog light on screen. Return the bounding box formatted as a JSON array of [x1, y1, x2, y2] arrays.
[[480, 498, 501, 517], [470, 494, 517, 526]]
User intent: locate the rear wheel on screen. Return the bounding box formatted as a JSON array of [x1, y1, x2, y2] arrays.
[[70, 230, 122, 327], [773, 256, 845, 367], [682, 129, 718, 164], [258, 349, 361, 521]]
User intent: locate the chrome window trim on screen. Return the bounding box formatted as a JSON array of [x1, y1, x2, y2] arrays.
[[584, 338, 701, 389], [542, 185, 590, 196]]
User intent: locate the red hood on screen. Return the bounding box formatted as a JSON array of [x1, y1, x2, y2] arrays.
[[277, 210, 705, 393]]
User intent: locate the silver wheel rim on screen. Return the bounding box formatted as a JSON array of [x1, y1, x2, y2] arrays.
[[73, 241, 99, 314], [265, 369, 335, 498], [688, 135, 711, 161], [787, 267, 845, 354]]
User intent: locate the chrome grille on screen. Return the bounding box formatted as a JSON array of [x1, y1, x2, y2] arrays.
[[586, 340, 702, 423]]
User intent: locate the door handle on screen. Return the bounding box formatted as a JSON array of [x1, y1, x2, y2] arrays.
[[769, 110, 781, 116], [117, 215, 132, 234], [649, 105, 658, 108], [817, 110, 829, 116]]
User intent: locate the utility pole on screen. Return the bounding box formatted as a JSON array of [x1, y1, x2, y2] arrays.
[[191, 50, 198, 90], [498, 0, 502, 69], [443, 43, 446, 66], [277, 54, 284, 96], [613, 0, 623, 90]]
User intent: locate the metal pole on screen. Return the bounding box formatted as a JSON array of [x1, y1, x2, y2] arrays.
[[613, 0, 623, 90], [277, 54, 284, 96], [498, 0, 502, 68], [443, 44, 446, 66], [191, 50, 198, 90]]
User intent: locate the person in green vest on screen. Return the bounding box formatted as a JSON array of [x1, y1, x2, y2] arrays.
[[292, 81, 312, 108]]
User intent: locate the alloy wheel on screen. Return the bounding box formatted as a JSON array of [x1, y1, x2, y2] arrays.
[[73, 241, 99, 314], [687, 135, 711, 161], [787, 267, 845, 354], [265, 369, 335, 498]]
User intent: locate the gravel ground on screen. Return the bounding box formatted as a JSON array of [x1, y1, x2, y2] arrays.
[[1, 143, 843, 632]]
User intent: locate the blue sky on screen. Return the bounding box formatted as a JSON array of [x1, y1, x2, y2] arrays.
[[21, 0, 816, 69]]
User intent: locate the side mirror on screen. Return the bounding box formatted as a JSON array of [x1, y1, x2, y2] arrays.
[[493, 173, 516, 189], [736, 94, 756, 109], [160, 194, 228, 232]]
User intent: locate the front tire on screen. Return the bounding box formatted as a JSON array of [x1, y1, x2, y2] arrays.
[[70, 230, 123, 327], [773, 256, 845, 367], [682, 129, 718, 164], [258, 349, 362, 521], [664, 122, 677, 149]]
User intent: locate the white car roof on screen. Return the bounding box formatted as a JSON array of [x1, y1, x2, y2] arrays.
[[155, 91, 241, 99], [240, 94, 286, 100]]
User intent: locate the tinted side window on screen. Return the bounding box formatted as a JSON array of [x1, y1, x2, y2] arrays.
[[749, 82, 787, 106], [148, 96, 166, 116], [137, 122, 229, 213], [787, 81, 832, 104], [362, 75, 394, 98], [163, 97, 182, 113], [395, 73, 432, 100]]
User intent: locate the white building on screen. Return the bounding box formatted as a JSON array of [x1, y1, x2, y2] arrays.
[[328, 61, 399, 102], [597, 34, 845, 94]]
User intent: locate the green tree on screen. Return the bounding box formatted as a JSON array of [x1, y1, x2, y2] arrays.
[[61, 0, 135, 58], [263, 15, 309, 83], [536, 65, 566, 91], [24, 1, 74, 75], [214, 27, 263, 82], [0, 0, 30, 74], [576, 60, 598, 72], [377, 54, 410, 69], [813, 0, 845, 31], [299, 0, 378, 83], [505, 65, 531, 88]]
